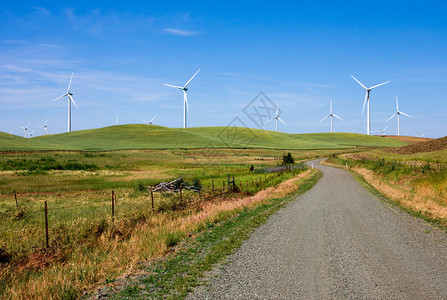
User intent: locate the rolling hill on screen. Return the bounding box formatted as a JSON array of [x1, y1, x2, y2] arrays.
[[0, 125, 407, 151]]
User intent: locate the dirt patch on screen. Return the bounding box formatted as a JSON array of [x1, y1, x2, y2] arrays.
[[386, 136, 447, 154], [384, 136, 432, 144]]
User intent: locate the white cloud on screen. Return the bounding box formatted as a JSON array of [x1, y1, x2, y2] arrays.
[[163, 28, 200, 36]]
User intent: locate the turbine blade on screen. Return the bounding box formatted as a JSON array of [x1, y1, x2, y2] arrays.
[[69, 95, 78, 109], [383, 125, 389, 131], [370, 80, 390, 89], [52, 94, 67, 101], [150, 114, 158, 123], [319, 114, 330, 122], [351, 75, 368, 90], [67, 72, 74, 93], [396, 96, 399, 111], [333, 114, 344, 121], [386, 112, 397, 122], [184, 90, 189, 114], [142, 120, 149, 123], [276, 104, 279, 117], [362, 92, 368, 114], [25, 122, 30, 128], [183, 69, 200, 89], [163, 83, 183, 89], [278, 117, 287, 126], [44, 118, 48, 125], [400, 111, 412, 118], [265, 118, 274, 123]]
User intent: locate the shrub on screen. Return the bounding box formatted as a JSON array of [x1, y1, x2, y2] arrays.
[[282, 152, 295, 165]]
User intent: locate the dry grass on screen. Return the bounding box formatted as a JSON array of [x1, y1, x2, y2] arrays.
[[351, 166, 447, 224]]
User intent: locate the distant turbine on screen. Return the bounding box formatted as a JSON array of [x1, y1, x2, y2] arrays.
[[266, 104, 287, 132], [52, 73, 78, 132], [351, 75, 390, 135], [143, 114, 157, 125], [38, 119, 48, 135], [380, 125, 389, 135], [417, 132, 426, 138], [386, 96, 412, 136], [29, 130, 36, 138], [163, 69, 200, 128], [19, 122, 30, 138], [319, 99, 343, 133]]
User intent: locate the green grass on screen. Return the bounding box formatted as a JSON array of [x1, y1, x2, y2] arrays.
[[1, 125, 407, 151], [113, 169, 322, 299]]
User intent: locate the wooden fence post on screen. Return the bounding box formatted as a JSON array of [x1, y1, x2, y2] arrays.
[[180, 183, 183, 203], [44, 201, 49, 249], [112, 190, 115, 224], [14, 190, 18, 210], [151, 186, 154, 210]]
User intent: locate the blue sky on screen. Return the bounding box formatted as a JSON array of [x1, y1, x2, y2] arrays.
[[1, 1, 446, 138]]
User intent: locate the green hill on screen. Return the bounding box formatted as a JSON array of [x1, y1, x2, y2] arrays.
[[0, 125, 407, 151]]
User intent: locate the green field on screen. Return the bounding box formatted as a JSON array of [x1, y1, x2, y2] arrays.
[[1, 125, 407, 151]]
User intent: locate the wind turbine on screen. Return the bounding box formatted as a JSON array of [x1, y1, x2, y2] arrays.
[[39, 119, 48, 135], [266, 104, 287, 132], [417, 132, 426, 138], [52, 73, 78, 132], [319, 99, 343, 133], [380, 125, 389, 135], [29, 130, 36, 138], [142, 114, 157, 125], [386, 96, 412, 136], [163, 69, 200, 128], [19, 122, 30, 138], [351, 75, 390, 135]]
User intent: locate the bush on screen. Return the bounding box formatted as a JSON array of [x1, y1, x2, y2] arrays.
[[282, 152, 295, 165]]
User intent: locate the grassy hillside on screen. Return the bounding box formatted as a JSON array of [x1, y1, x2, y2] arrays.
[[0, 125, 408, 151]]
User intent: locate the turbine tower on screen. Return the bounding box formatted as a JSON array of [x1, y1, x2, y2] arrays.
[[163, 69, 200, 128], [266, 104, 287, 132], [319, 99, 343, 133], [386, 96, 412, 136], [142, 114, 157, 125], [39, 119, 48, 135], [19, 122, 30, 138], [351, 75, 390, 135], [52, 73, 78, 132]]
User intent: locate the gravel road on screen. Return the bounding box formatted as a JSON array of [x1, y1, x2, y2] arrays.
[[188, 159, 447, 299]]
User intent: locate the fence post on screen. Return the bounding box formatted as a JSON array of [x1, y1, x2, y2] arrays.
[[232, 175, 235, 189], [180, 183, 183, 203], [112, 190, 115, 224], [151, 186, 154, 210], [44, 201, 49, 249], [14, 190, 18, 210]]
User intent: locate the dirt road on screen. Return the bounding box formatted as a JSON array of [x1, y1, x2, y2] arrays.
[[189, 159, 447, 299]]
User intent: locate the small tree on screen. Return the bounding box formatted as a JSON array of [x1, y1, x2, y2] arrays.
[[282, 152, 294, 165]]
